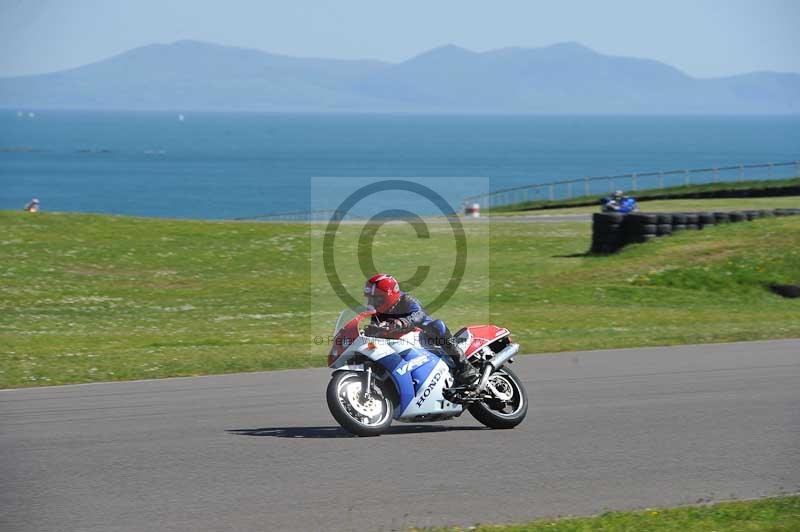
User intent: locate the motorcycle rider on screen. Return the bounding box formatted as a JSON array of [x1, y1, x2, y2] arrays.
[[363, 273, 480, 388], [603, 190, 625, 212]]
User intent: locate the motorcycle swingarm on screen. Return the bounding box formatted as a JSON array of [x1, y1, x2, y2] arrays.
[[442, 387, 498, 405]]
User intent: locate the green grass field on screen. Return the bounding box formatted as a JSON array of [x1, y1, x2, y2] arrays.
[[1, 210, 799, 388], [419, 496, 800, 531]]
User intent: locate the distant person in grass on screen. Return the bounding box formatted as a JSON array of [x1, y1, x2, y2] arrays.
[[24, 198, 40, 213]]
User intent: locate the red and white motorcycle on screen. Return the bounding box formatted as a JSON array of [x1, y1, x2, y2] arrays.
[[326, 309, 528, 436]]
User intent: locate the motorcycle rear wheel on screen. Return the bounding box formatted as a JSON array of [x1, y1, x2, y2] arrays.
[[468, 367, 528, 429], [326, 371, 394, 437]]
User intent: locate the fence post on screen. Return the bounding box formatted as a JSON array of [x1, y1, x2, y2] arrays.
[[684, 170, 690, 186], [658, 171, 664, 189], [739, 164, 744, 182], [631, 173, 637, 191], [548, 183, 554, 201], [584, 177, 589, 196], [567, 182, 573, 199], [796, 160, 800, 177]]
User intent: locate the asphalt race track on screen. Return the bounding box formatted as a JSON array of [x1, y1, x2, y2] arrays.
[[2, 339, 798, 531]]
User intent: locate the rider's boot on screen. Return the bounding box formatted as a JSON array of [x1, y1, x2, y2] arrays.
[[444, 338, 479, 389]]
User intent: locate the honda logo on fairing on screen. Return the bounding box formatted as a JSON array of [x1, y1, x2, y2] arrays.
[[416, 371, 442, 407], [395, 355, 429, 376]]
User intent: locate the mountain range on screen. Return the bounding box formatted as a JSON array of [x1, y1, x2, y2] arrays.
[[1, 40, 797, 114]]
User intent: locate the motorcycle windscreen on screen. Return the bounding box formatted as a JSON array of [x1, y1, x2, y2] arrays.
[[328, 308, 376, 365]]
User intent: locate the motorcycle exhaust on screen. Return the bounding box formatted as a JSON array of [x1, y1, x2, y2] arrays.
[[477, 343, 519, 391]]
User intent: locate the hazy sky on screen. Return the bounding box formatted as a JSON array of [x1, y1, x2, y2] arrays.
[[1, 0, 798, 78]]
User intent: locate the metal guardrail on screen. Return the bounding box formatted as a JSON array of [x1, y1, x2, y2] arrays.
[[464, 160, 800, 209], [236, 160, 799, 220]]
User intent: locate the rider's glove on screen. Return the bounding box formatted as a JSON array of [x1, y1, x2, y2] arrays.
[[364, 324, 384, 337], [388, 318, 409, 331], [365, 319, 407, 337]]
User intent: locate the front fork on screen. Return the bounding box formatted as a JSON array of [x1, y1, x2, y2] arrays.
[[361, 366, 373, 401]]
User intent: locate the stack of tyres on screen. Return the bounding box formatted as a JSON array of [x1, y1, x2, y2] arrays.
[[671, 213, 688, 232], [729, 211, 747, 223], [591, 207, 797, 254], [657, 213, 673, 236], [591, 212, 624, 254], [698, 212, 716, 229], [622, 213, 658, 244]]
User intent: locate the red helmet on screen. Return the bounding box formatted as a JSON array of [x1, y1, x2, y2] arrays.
[[364, 273, 401, 312]]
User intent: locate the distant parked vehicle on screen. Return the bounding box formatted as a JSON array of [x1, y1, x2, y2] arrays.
[[602, 190, 639, 213]]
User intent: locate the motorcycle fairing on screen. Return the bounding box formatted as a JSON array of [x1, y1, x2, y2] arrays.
[[395, 358, 461, 420], [456, 325, 510, 357], [373, 346, 442, 415]]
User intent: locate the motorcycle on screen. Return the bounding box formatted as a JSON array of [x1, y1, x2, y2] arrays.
[[602, 196, 639, 213], [325, 308, 527, 436]]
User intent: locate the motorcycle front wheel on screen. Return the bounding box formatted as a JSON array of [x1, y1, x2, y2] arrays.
[[468, 367, 528, 429], [326, 371, 394, 436]]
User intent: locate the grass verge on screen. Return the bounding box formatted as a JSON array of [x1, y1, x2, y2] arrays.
[[1, 211, 799, 388], [418, 495, 800, 531]]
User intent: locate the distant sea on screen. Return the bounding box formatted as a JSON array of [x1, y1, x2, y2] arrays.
[[1, 111, 798, 219]]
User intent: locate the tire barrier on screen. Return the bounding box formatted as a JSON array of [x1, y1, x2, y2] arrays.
[[590, 213, 626, 254], [590, 207, 799, 254], [698, 212, 716, 228], [657, 223, 673, 236], [770, 284, 800, 298]]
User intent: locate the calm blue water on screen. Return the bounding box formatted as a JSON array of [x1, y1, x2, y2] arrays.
[[1, 111, 798, 219]]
